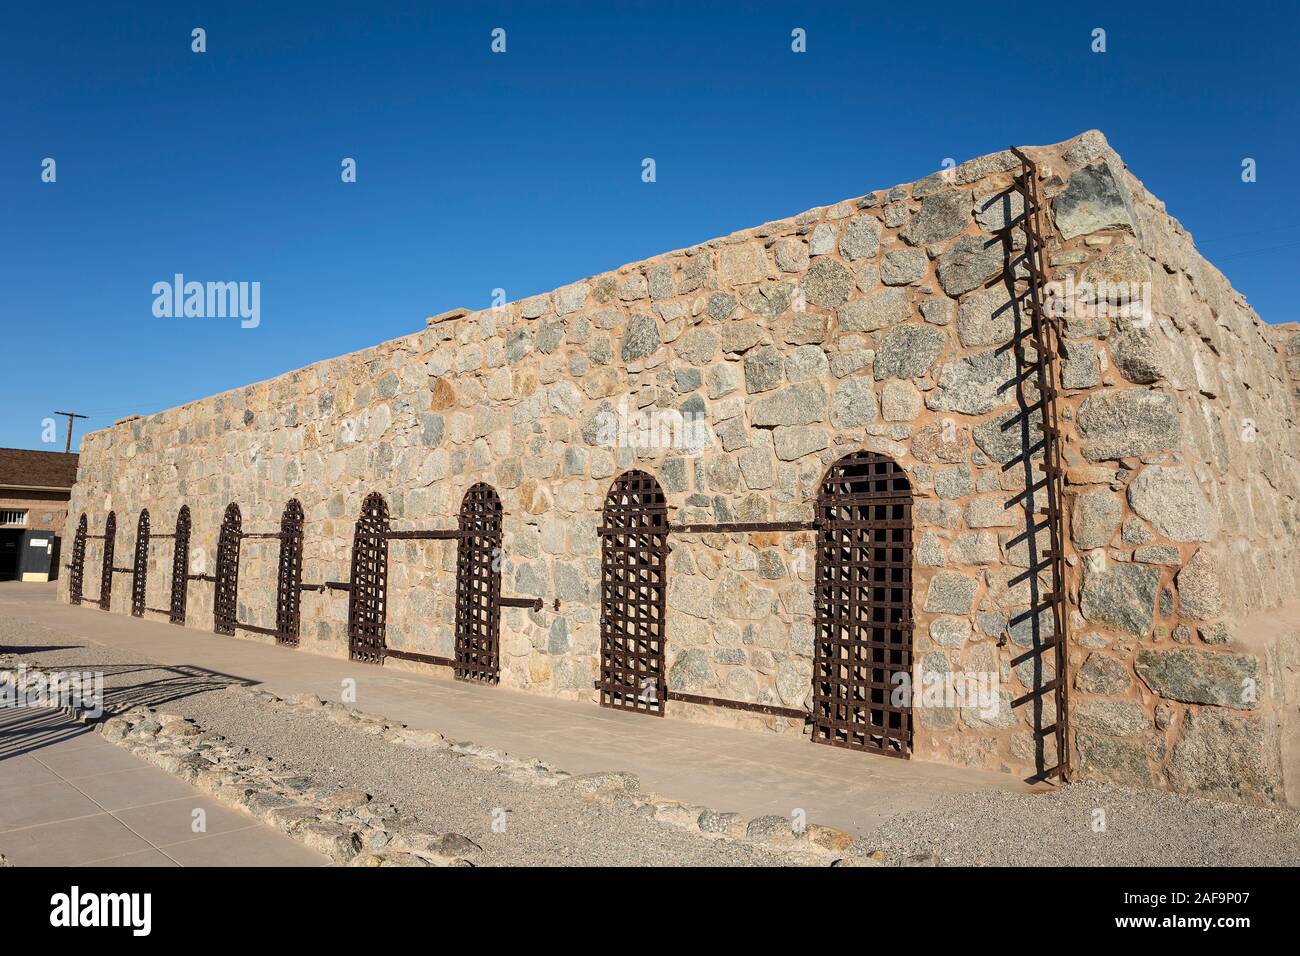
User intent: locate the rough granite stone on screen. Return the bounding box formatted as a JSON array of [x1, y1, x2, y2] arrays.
[[874, 324, 947, 380], [1134, 647, 1259, 710], [1127, 466, 1218, 542], [1077, 390, 1181, 462], [1080, 562, 1160, 637], [937, 235, 1003, 297], [1052, 161, 1135, 239], [900, 190, 971, 246]]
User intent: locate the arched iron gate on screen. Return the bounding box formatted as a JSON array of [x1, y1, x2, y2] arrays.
[[99, 511, 117, 611], [274, 499, 306, 645], [131, 509, 150, 617], [169, 506, 191, 625], [69, 514, 87, 605], [130, 506, 193, 624], [454, 483, 504, 683], [211, 499, 307, 644], [597, 470, 669, 715], [213, 503, 242, 635], [347, 492, 390, 662], [346, 488, 539, 670], [812, 451, 914, 758]]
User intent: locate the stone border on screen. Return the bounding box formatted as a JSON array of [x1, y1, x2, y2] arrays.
[[220, 684, 886, 865], [2, 652, 913, 866]]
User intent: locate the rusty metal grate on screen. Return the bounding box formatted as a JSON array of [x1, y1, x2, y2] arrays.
[[454, 483, 504, 683], [169, 506, 191, 625], [274, 499, 305, 645], [598, 470, 669, 716], [811, 451, 913, 758], [347, 492, 389, 663], [69, 514, 87, 605], [99, 511, 117, 611], [213, 503, 242, 635], [131, 509, 150, 618]]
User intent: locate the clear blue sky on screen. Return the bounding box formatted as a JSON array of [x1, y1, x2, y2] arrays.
[[2, 1, 1295, 451]]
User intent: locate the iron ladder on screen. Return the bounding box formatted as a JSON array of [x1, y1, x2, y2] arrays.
[[1009, 146, 1071, 782]]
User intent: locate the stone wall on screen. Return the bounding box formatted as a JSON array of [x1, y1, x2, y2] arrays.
[[61, 130, 1300, 800], [1046, 133, 1300, 803]]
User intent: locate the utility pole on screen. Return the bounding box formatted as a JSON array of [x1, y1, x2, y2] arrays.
[[54, 411, 88, 454]]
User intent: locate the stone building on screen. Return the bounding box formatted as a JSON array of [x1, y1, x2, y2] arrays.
[[60, 131, 1300, 805], [0, 448, 78, 581]]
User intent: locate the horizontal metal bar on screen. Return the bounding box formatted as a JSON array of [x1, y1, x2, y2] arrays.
[[669, 520, 816, 535], [188, 573, 216, 583], [144, 607, 171, 615], [234, 621, 296, 640], [384, 648, 455, 668], [241, 531, 291, 540], [386, 529, 462, 540], [111, 566, 132, 574], [667, 690, 809, 721], [499, 596, 543, 611]]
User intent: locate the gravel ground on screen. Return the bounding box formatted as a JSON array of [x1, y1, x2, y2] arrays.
[[5, 613, 1299, 867], [869, 782, 1300, 866], [1, 617, 811, 866]]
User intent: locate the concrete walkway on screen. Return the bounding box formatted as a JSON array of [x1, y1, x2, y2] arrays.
[[0, 705, 330, 867], [0, 583, 1035, 837]]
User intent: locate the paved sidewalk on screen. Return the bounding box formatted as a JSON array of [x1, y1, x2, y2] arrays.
[[0, 705, 330, 867], [0, 583, 1035, 837]]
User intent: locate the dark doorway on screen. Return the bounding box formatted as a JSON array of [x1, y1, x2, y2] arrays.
[[598, 470, 668, 716], [811, 450, 914, 758], [454, 483, 503, 683], [0, 530, 21, 581]]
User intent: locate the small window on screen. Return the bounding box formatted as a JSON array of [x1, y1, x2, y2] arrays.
[[0, 510, 28, 526]]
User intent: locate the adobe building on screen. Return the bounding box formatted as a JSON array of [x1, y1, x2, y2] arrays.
[[60, 131, 1300, 806], [0, 448, 78, 582]]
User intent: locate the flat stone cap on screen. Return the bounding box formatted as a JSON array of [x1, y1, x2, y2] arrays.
[[426, 307, 471, 326]]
